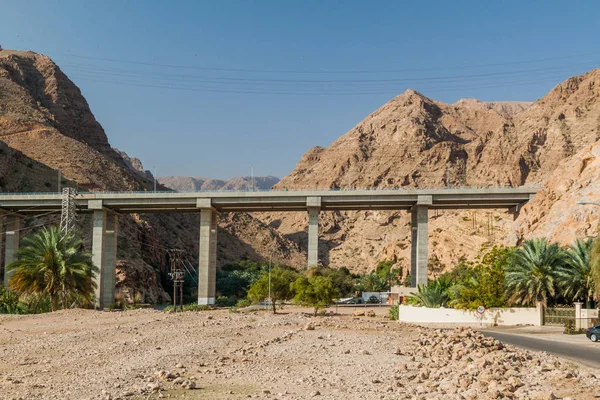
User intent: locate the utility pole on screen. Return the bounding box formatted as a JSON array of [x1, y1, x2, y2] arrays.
[[60, 188, 78, 240], [167, 249, 185, 311], [268, 253, 272, 313], [251, 165, 254, 192], [153, 166, 157, 192], [57, 170, 62, 193]]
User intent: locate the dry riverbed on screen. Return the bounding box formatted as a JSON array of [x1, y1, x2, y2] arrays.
[[0, 309, 598, 400]]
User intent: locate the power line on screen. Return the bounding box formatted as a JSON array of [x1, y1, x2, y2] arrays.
[[67, 73, 577, 96], [64, 67, 585, 95], [55, 50, 600, 75], [127, 61, 586, 83], [60, 60, 597, 85]]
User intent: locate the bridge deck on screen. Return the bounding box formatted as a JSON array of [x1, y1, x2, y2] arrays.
[[0, 187, 538, 214]]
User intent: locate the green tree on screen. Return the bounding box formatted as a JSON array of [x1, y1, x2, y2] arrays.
[[357, 273, 387, 292], [291, 275, 339, 316], [216, 261, 264, 300], [448, 246, 512, 310], [557, 238, 594, 306], [375, 260, 403, 289], [403, 273, 412, 287], [304, 266, 357, 297], [247, 266, 298, 313], [504, 238, 564, 306], [592, 237, 600, 302], [7, 226, 98, 311]]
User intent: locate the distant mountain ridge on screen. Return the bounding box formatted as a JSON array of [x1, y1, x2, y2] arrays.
[[158, 175, 280, 192]]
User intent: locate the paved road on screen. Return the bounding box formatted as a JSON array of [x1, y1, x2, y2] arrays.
[[481, 330, 600, 368]]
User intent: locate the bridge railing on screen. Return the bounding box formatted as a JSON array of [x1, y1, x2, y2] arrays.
[[0, 185, 539, 196]]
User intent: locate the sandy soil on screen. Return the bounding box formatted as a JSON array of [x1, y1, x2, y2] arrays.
[[0, 308, 598, 400]]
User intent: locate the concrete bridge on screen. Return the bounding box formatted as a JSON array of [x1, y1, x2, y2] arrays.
[[0, 187, 538, 308]]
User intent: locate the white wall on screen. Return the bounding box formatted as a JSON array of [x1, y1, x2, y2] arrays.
[[581, 308, 598, 319], [398, 305, 543, 326]]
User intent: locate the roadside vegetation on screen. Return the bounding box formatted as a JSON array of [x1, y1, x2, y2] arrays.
[[408, 238, 599, 310], [215, 260, 407, 314], [3, 225, 600, 316]]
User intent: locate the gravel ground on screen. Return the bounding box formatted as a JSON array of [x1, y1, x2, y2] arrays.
[[0, 309, 598, 400]]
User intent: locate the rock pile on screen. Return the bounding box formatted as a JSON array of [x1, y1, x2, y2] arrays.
[[394, 327, 598, 399]]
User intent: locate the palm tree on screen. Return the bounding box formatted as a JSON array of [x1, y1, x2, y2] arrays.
[[7, 226, 98, 311], [505, 238, 564, 306], [556, 238, 594, 306], [590, 237, 600, 303]]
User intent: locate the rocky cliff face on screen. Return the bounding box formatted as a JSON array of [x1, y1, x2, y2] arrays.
[[513, 141, 600, 245], [0, 50, 124, 165], [0, 49, 303, 302], [114, 149, 154, 181], [259, 69, 600, 274]]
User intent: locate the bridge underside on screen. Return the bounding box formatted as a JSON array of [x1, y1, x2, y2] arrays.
[[0, 188, 537, 307]]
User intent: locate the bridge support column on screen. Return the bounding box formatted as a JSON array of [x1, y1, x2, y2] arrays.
[[92, 209, 118, 309], [2, 216, 21, 287], [410, 196, 431, 287], [307, 197, 321, 267], [198, 207, 218, 305]]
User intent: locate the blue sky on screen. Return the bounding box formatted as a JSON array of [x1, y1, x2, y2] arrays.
[[1, 0, 599, 179]]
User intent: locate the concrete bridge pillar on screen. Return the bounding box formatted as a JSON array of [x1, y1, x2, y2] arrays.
[[91, 208, 119, 309], [2, 215, 22, 287], [198, 203, 218, 305], [410, 195, 431, 287], [307, 197, 321, 267]]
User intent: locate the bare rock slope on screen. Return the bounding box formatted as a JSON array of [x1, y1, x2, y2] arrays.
[[260, 69, 600, 273], [513, 141, 600, 245]]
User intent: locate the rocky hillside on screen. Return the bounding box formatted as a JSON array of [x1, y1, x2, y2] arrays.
[[513, 141, 600, 245], [114, 149, 154, 181], [0, 49, 303, 302], [159, 175, 280, 191], [258, 69, 600, 274]]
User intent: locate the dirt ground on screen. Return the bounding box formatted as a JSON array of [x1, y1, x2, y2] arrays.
[[0, 308, 598, 400]]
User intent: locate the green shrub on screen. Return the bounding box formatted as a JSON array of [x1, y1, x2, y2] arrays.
[[163, 303, 212, 312], [23, 293, 52, 314], [235, 298, 252, 308], [389, 305, 399, 321], [0, 286, 25, 314], [563, 319, 585, 335], [184, 303, 211, 312], [216, 296, 234, 307], [564, 319, 575, 334]]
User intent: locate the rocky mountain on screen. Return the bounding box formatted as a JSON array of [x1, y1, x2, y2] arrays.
[[258, 69, 600, 274], [0, 49, 303, 302], [513, 141, 600, 245], [114, 149, 154, 181], [158, 175, 280, 192]]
